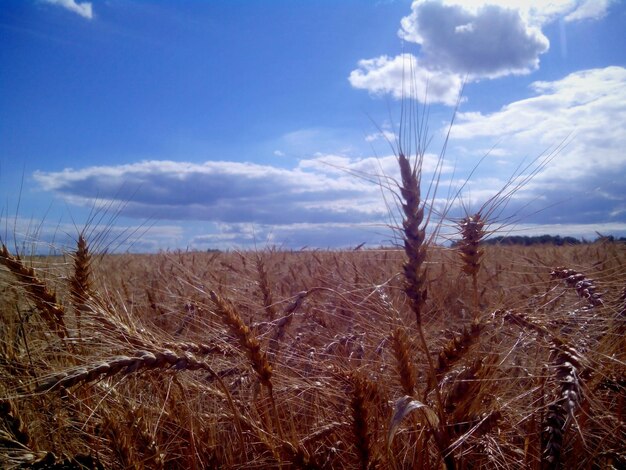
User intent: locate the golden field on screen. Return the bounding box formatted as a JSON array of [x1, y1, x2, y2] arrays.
[[1, 239, 624, 469]]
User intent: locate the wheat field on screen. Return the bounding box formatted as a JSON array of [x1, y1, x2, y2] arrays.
[[1, 154, 624, 469]]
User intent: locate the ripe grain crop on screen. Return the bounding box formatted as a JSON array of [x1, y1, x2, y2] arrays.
[[1, 103, 624, 469], [0, 233, 624, 468]]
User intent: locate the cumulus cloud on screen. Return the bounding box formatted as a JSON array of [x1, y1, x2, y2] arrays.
[[350, 0, 614, 102], [398, 0, 616, 76], [452, 67, 626, 174], [400, 1, 614, 36], [348, 54, 463, 105], [42, 0, 93, 20], [399, 1, 549, 78], [447, 66, 626, 226]]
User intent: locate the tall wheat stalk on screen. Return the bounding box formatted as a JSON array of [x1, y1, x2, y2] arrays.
[[397, 152, 455, 469], [0, 243, 67, 339], [69, 234, 93, 336], [209, 290, 284, 441], [457, 213, 485, 318]]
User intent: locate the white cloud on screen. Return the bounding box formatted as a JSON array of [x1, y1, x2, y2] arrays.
[[451, 66, 626, 177], [348, 53, 463, 105], [42, 0, 93, 20], [398, 1, 549, 78], [190, 222, 391, 250], [350, 1, 614, 102], [365, 130, 397, 143], [31, 152, 460, 249], [400, 1, 614, 27], [445, 67, 626, 228], [563, 0, 614, 22], [33, 158, 389, 226]]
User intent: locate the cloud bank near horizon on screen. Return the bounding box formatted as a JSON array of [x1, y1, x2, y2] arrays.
[[30, 66, 626, 249], [34, 157, 393, 226]]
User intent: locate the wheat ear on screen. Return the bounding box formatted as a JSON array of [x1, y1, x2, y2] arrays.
[[0, 399, 31, 447], [268, 290, 309, 361], [551, 267, 604, 307], [36, 349, 218, 392], [391, 327, 416, 397], [398, 153, 427, 327], [280, 440, 322, 469], [0, 243, 67, 339], [457, 213, 485, 317], [542, 344, 586, 469], [209, 290, 272, 388], [436, 321, 482, 377], [256, 255, 277, 320], [350, 374, 372, 470], [209, 290, 283, 440], [69, 234, 92, 334], [397, 153, 448, 440], [102, 407, 165, 470]]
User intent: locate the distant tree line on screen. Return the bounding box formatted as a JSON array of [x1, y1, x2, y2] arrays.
[[450, 234, 626, 247]]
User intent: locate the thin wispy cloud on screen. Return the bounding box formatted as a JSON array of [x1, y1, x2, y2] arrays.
[[42, 0, 93, 20]]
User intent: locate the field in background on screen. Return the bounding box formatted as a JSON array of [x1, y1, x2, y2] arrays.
[[1, 240, 624, 469]]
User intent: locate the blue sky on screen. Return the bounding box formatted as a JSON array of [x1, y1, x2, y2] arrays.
[[1, 0, 625, 252]]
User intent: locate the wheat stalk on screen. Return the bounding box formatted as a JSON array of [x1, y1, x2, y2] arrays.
[[542, 344, 586, 469], [256, 255, 277, 321], [457, 213, 486, 317], [397, 153, 451, 460], [0, 243, 67, 339], [35, 349, 218, 392], [350, 373, 373, 470], [391, 327, 416, 397], [551, 267, 604, 307], [0, 399, 30, 447], [209, 290, 272, 388], [69, 234, 92, 325]]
